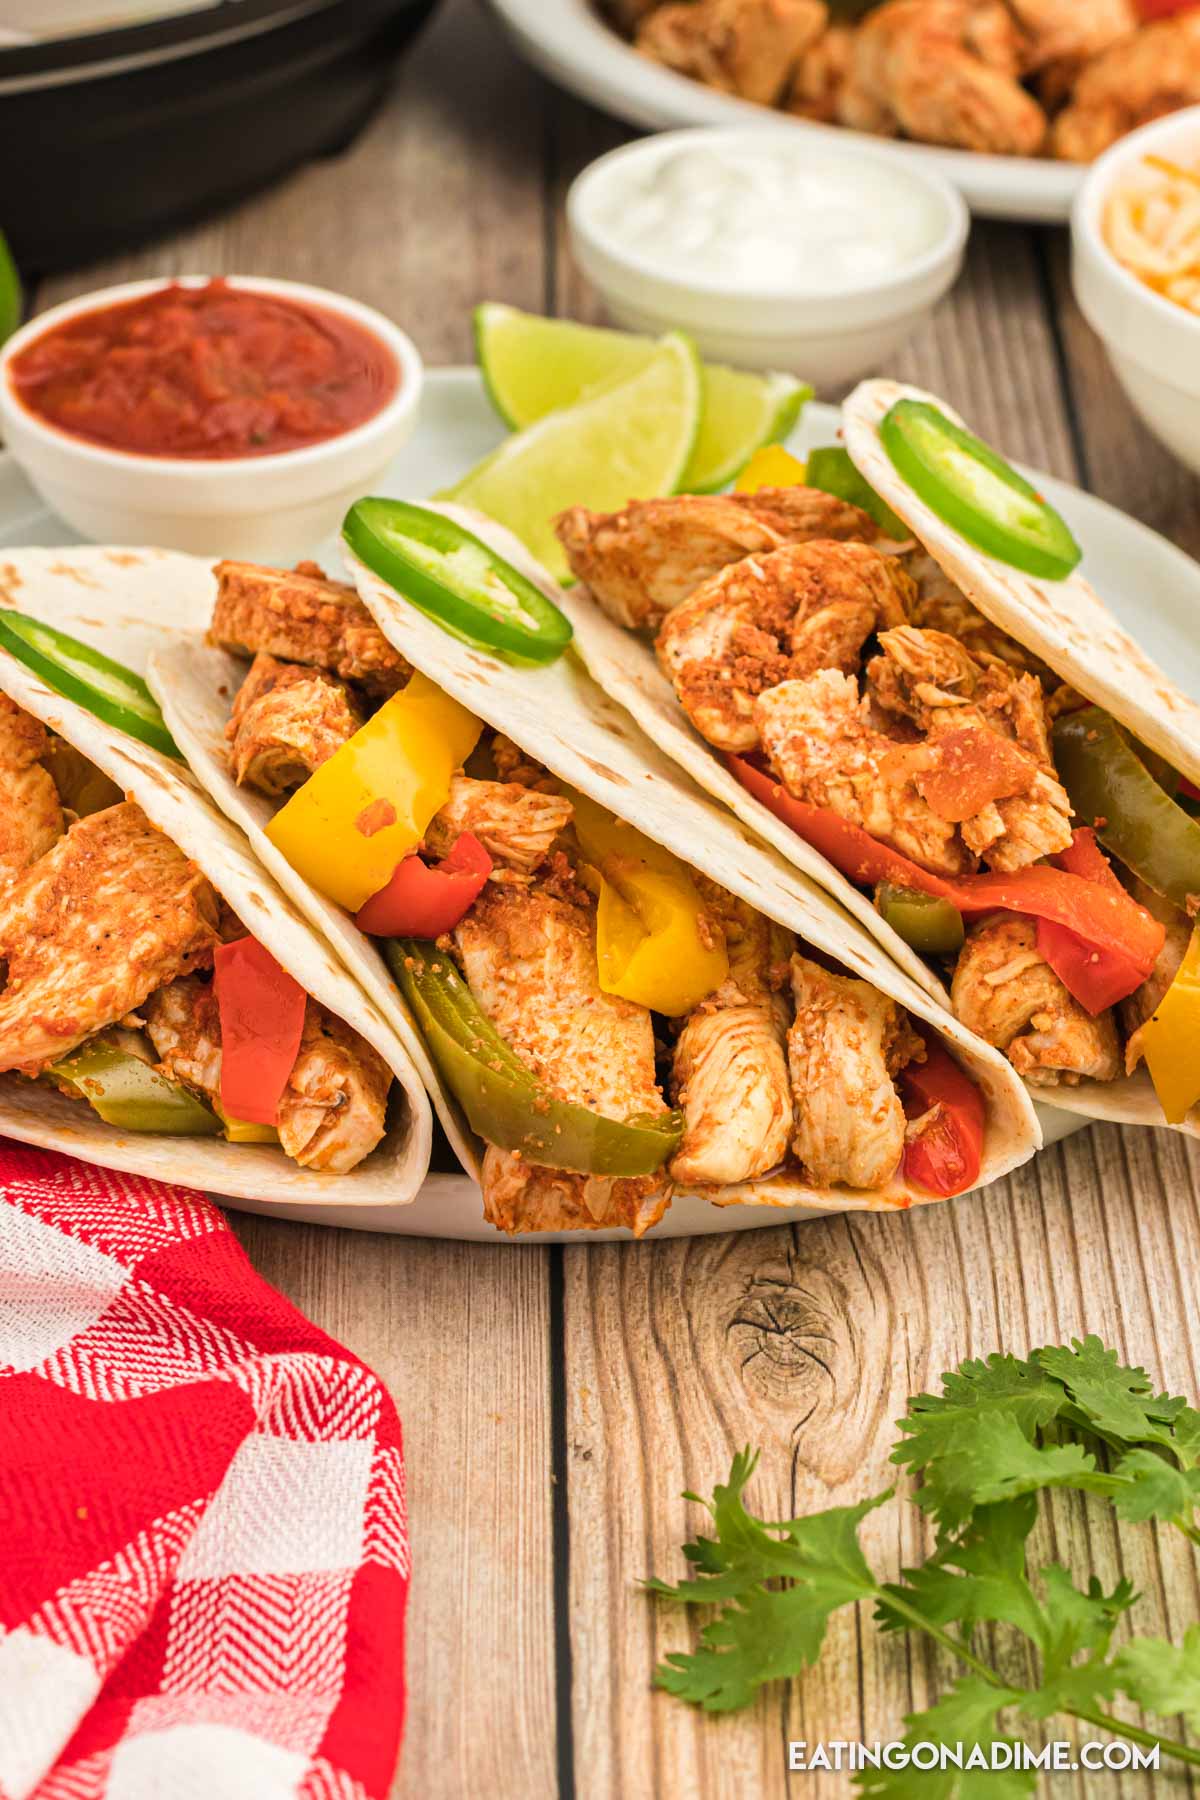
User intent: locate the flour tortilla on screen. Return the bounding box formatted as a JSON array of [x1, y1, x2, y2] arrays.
[[0, 547, 442, 1224], [306, 504, 1041, 1213]]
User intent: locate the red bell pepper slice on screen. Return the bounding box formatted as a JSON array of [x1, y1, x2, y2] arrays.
[[355, 831, 492, 938], [728, 756, 1165, 1010], [1137, 0, 1199, 18], [900, 1041, 985, 1198], [213, 936, 308, 1126], [1036, 830, 1149, 1015]]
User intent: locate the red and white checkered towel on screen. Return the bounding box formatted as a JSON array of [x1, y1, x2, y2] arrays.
[[0, 1143, 410, 1800]]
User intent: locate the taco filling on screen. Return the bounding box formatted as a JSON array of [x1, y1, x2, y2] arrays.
[[0, 690, 392, 1171], [207, 558, 994, 1232], [554, 484, 1200, 1124]]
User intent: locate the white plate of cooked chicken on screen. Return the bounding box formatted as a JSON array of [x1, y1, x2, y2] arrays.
[[486, 0, 1200, 223]]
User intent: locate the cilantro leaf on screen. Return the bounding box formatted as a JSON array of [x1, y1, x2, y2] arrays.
[[1106, 1448, 1200, 1524], [880, 1498, 1044, 1642], [1036, 1339, 1193, 1459], [906, 1412, 1104, 1535], [1115, 1627, 1200, 1730], [855, 1679, 1033, 1799], [894, 1354, 1064, 1481]]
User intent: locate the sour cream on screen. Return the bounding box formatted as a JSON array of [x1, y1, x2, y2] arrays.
[[583, 138, 951, 294]]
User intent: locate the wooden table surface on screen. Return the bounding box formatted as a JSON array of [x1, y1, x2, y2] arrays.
[[32, 3, 1200, 1794]]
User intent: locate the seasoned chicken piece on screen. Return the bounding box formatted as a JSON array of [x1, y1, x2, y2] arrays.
[[839, 0, 1047, 155], [481, 1148, 671, 1237], [658, 540, 914, 753], [951, 915, 1121, 1086], [0, 694, 63, 884], [868, 626, 1073, 871], [670, 879, 795, 1187], [1006, 0, 1135, 76], [456, 862, 671, 1218], [905, 551, 1052, 682], [1121, 880, 1192, 1073], [635, 0, 828, 106], [0, 803, 219, 1073], [226, 653, 362, 796], [209, 559, 410, 696], [1051, 15, 1200, 163], [277, 1004, 391, 1173], [424, 775, 573, 881], [788, 21, 854, 121], [144, 975, 223, 1097], [757, 668, 971, 875], [787, 953, 919, 1189], [490, 734, 561, 794], [556, 488, 882, 635]]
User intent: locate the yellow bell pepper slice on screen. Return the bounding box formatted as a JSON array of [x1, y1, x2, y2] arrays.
[[735, 445, 807, 493], [1138, 923, 1200, 1126], [265, 672, 482, 912], [570, 789, 728, 1017]]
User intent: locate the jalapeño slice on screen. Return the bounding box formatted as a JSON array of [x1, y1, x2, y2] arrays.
[[879, 399, 1082, 581], [344, 498, 573, 666], [0, 610, 179, 757]]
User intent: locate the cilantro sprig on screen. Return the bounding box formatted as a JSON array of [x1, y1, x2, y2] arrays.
[[647, 1338, 1200, 1790]]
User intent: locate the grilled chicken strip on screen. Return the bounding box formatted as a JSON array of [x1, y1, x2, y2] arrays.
[[456, 860, 672, 1233], [905, 552, 1052, 683], [838, 0, 1047, 155], [1120, 880, 1192, 1076], [0, 694, 64, 884], [868, 626, 1073, 871], [480, 1146, 671, 1237], [1051, 15, 1200, 164], [657, 540, 914, 753], [424, 775, 573, 882], [0, 803, 220, 1073], [227, 652, 363, 796], [210, 559, 410, 696], [1005, 0, 1135, 75], [146, 977, 390, 1172], [787, 953, 920, 1190], [556, 488, 883, 634], [635, 0, 827, 107], [670, 879, 795, 1186], [951, 915, 1121, 1086], [756, 668, 970, 876], [788, 21, 855, 122]]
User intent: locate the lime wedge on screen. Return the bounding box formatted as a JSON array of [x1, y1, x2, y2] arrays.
[[474, 302, 809, 493], [443, 332, 702, 581]]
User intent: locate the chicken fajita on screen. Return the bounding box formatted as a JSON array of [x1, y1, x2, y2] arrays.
[[143, 527, 1039, 1235], [549, 380, 1200, 1139], [0, 550, 438, 1217]]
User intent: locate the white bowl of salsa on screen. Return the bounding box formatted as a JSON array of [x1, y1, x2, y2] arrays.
[[0, 274, 424, 560]]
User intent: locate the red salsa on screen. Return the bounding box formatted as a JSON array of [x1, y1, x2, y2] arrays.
[[9, 279, 400, 459]]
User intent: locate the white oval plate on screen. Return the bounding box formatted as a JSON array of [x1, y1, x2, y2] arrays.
[[484, 0, 1084, 225], [9, 367, 1198, 1238]]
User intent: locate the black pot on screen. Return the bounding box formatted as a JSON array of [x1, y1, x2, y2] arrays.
[[0, 0, 441, 275]]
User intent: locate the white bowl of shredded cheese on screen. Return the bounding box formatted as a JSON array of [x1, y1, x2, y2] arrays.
[[567, 129, 969, 389], [1073, 107, 1200, 476]]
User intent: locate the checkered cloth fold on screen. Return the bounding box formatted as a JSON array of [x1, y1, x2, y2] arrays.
[[0, 1143, 409, 1800]]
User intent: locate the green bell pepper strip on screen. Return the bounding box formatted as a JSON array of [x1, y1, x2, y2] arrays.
[[0, 612, 180, 759], [48, 1037, 222, 1135], [385, 938, 682, 1176], [879, 399, 1082, 581], [806, 446, 908, 539], [343, 498, 573, 666], [875, 882, 965, 956], [1052, 707, 1200, 917]]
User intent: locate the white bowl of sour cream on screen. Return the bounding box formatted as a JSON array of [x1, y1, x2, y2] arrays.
[[567, 129, 969, 389]]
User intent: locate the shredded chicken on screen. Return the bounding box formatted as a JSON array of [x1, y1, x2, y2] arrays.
[[670, 879, 795, 1187], [657, 540, 914, 753], [868, 625, 1073, 871], [788, 20, 855, 121], [0, 803, 220, 1073], [787, 953, 919, 1189], [1006, 0, 1136, 76], [635, 0, 827, 105], [209, 559, 410, 696], [226, 652, 363, 796], [144, 975, 223, 1098], [951, 914, 1121, 1085], [276, 1004, 392, 1173], [838, 0, 1048, 154], [425, 774, 572, 881], [1051, 15, 1200, 163], [1120, 880, 1192, 1074], [556, 488, 882, 635], [756, 669, 970, 875], [490, 734, 561, 794], [0, 694, 64, 885], [905, 551, 1053, 682], [480, 1147, 671, 1237]]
